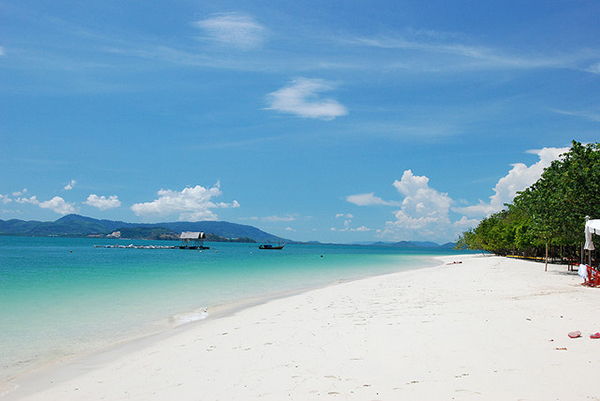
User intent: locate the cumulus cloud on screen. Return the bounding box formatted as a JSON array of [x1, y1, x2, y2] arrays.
[[348, 146, 569, 241], [193, 12, 266, 50], [266, 78, 348, 120], [380, 170, 454, 239], [85, 194, 121, 211], [38, 196, 77, 215], [131, 183, 239, 221], [15, 195, 38, 205], [346, 193, 400, 206], [455, 146, 569, 218], [0, 194, 12, 204], [64, 180, 76, 190], [453, 215, 480, 229]]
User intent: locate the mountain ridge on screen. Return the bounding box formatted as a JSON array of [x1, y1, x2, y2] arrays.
[[0, 214, 456, 248], [0, 214, 284, 243]]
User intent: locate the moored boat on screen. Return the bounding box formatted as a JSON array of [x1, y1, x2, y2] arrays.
[[259, 243, 285, 250]]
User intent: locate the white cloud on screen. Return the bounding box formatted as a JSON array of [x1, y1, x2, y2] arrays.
[[239, 214, 297, 223], [266, 78, 348, 120], [15, 195, 38, 205], [38, 196, 77, 215], [64, 180, 76, 190], [586, 62, 600, 74], [0, 194, 12, 204], [130, 183, 239, 221], [262, 214, 297, 222], [335, 213, 354, 219], [344, 147, 571, 241], [331, 212, 371, 232], [455, 146, 569, 218], [85, 194, 121, 210], [13, 188, 27, 196], [453, 215, 480, 229], [0, 46, 4, 56], [346, 193, 400, 206], [346, 31, 590, 72], [193, 12, 266, 50], [551, 108, 600, 122], [381, 170, 454, 239]]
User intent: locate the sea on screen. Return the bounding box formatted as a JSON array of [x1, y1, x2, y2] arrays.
[[0, 236, 462, 383]]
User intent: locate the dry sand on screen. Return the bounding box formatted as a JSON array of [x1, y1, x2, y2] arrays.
[[2, 254, 600, 400]]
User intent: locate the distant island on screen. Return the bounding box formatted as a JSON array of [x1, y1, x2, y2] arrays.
[[0, 214, 279, 243], [0, 214, 455, 248]]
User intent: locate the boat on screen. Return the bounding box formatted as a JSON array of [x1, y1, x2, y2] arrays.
[[259, 242, 285, 250]]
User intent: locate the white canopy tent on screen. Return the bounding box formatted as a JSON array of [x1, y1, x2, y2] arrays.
[[584, 219, 600, 251]]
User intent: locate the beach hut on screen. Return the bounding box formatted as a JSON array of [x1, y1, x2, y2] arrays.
[[179, 231, 208, 249]]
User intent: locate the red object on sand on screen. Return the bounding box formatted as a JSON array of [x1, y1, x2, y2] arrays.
[[590, 332, 600, 339], [568, 331, 582, 338]]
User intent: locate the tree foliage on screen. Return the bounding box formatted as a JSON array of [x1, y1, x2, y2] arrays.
[[457, 141, 600, 258]]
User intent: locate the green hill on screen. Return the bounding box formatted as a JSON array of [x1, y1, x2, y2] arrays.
[[0, 214, 281, 243]]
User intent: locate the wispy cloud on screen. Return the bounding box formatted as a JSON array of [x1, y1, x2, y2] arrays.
[[342, 29, 600, 73], [266, 78, 348, 120], [193, 12, 267, 51], [585, 62, 600, 74], [240, 214, 298, 223], [0, 46, 5, 56], [262, 214, 297, 222], [551, 108, 600, 122], [346, 193, 400, 206]]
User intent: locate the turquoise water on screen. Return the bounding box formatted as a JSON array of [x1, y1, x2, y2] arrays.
[[0, 236, 457, 382]]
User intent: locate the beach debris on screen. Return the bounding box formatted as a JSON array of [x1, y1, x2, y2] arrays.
[[568, 330, 582, 338], [590, 332, 600, 339], [555, 347, 567, 350]]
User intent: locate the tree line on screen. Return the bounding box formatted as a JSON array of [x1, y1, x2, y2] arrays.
[[456, 141, 600, 262]]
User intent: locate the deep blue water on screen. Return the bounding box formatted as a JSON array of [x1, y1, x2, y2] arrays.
[[0, 236, 460, 382]]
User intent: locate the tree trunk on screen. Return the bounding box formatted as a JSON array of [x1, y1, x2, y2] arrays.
[[545, 242, 549, 271]]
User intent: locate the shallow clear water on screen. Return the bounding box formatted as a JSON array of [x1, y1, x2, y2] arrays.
[[0, 236, 458, 381]]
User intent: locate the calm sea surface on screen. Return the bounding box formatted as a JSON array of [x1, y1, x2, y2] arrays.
[[0, 236, 461, 382]]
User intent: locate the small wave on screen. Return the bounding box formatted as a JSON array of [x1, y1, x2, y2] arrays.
[[172, 308, 209, 325]]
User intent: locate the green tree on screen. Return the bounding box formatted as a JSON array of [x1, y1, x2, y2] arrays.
[[457, 141, 600, 259]]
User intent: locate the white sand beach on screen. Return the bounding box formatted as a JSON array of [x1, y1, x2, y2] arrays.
[[3, 254, 600, 400]]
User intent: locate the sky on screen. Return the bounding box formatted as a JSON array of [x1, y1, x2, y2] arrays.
[[1, 1, 599, 244]]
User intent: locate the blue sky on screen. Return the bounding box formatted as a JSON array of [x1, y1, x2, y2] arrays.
[[1, 1, 599, 243]]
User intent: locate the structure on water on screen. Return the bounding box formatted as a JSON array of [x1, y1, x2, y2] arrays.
[[179, 231, 210, 250]]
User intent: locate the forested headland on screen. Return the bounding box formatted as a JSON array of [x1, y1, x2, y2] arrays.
[[456, 141, 600, 262]]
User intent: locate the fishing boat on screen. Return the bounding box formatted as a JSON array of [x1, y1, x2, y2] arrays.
[[259, 242, 285, 250]]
